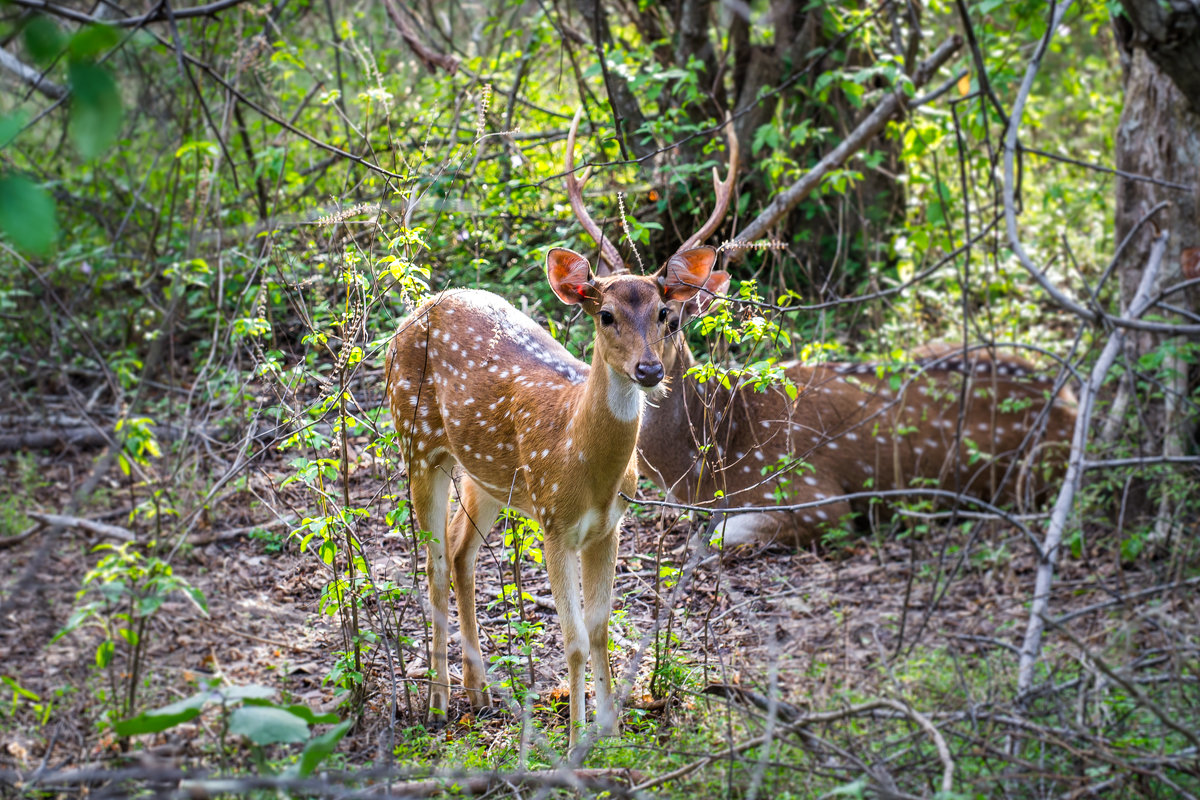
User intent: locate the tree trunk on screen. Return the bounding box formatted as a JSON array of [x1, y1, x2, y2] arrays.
[[1111, 41, 1200, 534]]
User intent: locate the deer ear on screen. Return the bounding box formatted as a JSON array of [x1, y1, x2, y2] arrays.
[[691, 270, 731, 316], [658, 246, 716, 303], [547, 248, 600, 308]]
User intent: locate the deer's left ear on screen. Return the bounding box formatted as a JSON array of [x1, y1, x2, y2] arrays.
[[657, 246, 717, 303]]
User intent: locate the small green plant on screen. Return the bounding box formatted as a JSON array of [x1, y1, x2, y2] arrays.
[[487, 512, 547, 702], [54, 542, 208, 724], [115, 680, 351, 777], [760, 453, 815, 505], [649, 630, 693, 699], [248, 526, 287, 554], [2, 676, 54, 725], [1, 452, 45, 536]]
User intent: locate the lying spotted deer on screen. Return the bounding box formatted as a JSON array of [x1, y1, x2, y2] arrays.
[[385, 216, 716, 744], [565, 113, 1077, 547], [642, 309, 1078, 545]]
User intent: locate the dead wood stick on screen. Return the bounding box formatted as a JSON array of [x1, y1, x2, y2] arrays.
[[354, 768, 643, 797], [0, 525, 39, 550], [0, 428, 114, 451], [189, 518, 293, 546], [26, 512, 135, 542], [1016, 232, 1168, 697], [0, 47, 67, 99], [729, 35, 962, 256], [204, 621, 308, 652], [380, 0, 459, 74], [0, 423, 221, 452]]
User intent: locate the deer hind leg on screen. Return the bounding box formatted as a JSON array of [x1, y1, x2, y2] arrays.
[[581, 529, 619, 735], [543, 532, 587, 749], [409, 462, 453, 723], [448, 478, 501, 710]]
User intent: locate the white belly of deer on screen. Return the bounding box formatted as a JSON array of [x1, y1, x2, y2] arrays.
[[717, 512, 777, 546]]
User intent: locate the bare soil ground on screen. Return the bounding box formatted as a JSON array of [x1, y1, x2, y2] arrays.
[[1, 440, 1193, 777]]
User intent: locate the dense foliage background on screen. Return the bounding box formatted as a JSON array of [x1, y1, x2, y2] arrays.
[[1, 0, 1198, 797]]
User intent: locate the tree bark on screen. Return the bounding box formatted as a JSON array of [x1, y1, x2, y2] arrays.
[[1111, 35, 1200, 529], [1118, 0, 1200, 112]]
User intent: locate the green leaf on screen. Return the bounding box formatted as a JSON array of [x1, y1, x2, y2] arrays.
[[0, 113, 27, 149], [52, 606, 92, 641], [68, 25, 120, 59], [23, 17, 64, 65], [277, 704, 340, 726], [138, 593, 165, 617], [114, 691, 215, 736], [175, 140, 218, 160], [68, 61, 123, 159], [228, 705, 310, 745], [184, 585, 209, 614], [95, 640, 114, 669], [289, 719, 352, 778], [0, 175, 58, 256], [1, 676, 41, 701]]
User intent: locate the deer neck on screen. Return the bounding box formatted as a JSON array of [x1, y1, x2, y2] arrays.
[[562, 351, 644, 482], [574, 353, 643, 428]]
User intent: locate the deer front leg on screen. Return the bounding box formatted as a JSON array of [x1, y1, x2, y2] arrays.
[[543, 533, 587, 750], [449, 479, 501, 709], [581, 529, 619, 736]]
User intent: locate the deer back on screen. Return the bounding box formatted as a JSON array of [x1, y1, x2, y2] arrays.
[[639, 342, 1076, 546]]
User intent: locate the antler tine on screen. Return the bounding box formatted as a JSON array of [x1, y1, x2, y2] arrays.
[[678, 113, 740, 253], [565, 108, 626, 276]]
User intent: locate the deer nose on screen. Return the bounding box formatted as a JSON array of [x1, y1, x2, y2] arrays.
[[634, 360, 664, 387]]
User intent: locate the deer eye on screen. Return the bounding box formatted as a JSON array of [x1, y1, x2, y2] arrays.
[[658, 307, 669, 323], [600, 310, 615, 326]]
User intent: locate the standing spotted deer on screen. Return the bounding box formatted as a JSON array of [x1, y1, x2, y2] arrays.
[[385, 235, 715, 746], [564, 112, 1076, 547]]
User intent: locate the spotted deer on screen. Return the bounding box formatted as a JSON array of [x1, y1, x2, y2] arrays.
[[564, 112, 1076, 547], [641, 310, 1078, 545], [385, 231, 715, 745]]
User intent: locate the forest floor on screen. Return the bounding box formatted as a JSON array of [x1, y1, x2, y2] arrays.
[[1, 397, 1196, 786]]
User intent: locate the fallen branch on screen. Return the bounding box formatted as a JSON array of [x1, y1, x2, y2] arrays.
[[0, 525, 39, 550], [26, 765, 644, 797], [189, 518, 294, 546], [26, 511, 135, 543], [0, 427, 114, 451], [0, 47, 66, 100], [0, 423, 223, 452], [327, 767, 642, 797]]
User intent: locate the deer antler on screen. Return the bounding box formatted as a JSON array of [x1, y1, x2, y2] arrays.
[[677, 113, 740, 253], [565, 108, 626, 276]]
